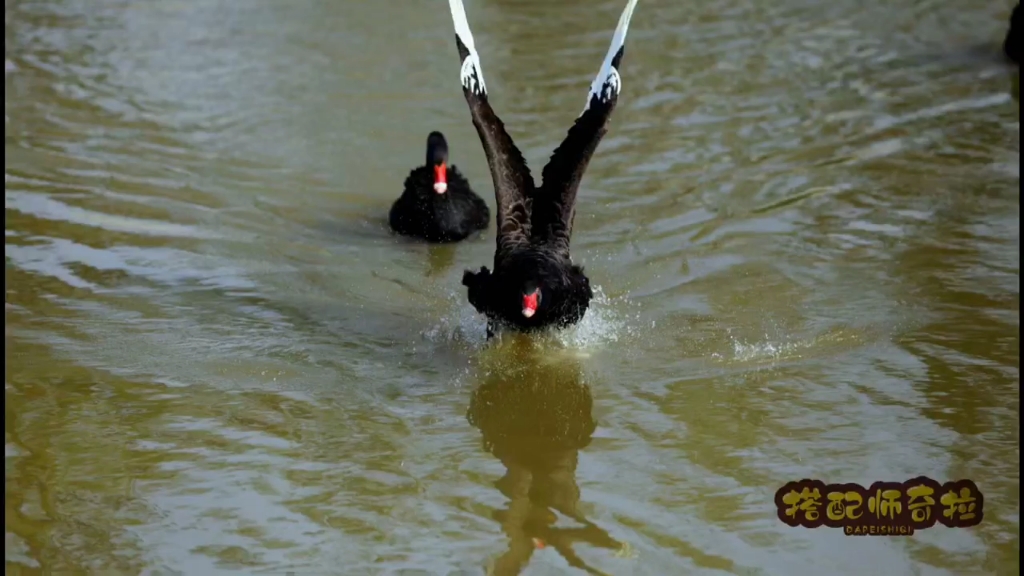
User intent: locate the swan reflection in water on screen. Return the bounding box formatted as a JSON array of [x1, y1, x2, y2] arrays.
[[467, 338, 624, 575]]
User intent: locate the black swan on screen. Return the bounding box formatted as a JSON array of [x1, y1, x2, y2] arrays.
[[388, 131, 490, 243], [446, 0, 639, 336], [1006, 3, 1021, 64]]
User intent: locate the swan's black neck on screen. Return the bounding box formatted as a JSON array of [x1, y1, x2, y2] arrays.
[[1006, 3, 1021, 64], [426, 131, 449, 166]]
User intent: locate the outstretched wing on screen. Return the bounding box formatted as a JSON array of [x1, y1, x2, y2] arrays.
[[448, 0, 534, 256], [533, 0, 638, 256]]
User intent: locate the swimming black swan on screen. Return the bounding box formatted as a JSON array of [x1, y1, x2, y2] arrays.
[[447, 0, 639, 336], [389, 131, 490, 243], [1005, 3, 1021, 64]]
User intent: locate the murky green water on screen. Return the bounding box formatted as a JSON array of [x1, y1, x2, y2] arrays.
[[6, 0, 1019, 574]]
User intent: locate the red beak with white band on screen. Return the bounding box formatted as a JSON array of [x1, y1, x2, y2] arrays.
[[522, 288, 540, 318], [433, 163, 448, 194]]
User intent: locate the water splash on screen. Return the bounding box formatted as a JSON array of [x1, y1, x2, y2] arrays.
[[422, 285, 640, 354], [421, 290, 488, 348], [551, 285, 634, 350], [710, 327, 870, 368], [727, 338, 795, 363]]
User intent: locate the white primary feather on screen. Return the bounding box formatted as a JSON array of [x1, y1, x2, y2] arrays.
[[584, 0, 639, 112], [448, 0, 487, 95]]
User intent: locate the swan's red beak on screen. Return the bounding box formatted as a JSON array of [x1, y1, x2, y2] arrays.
[[433, 163, 448, 194], [522, 290, 539, 318]]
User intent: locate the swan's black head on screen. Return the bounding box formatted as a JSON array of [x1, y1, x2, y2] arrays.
[[472, 251, 591, 330], [426, 131, 449, 194], [504, 255, 592, 328]]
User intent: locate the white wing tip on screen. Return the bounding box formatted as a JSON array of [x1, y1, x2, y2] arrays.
[[460, 56, 487, 95], [583, 0, 638, 111], [449, 0, 487, 95]]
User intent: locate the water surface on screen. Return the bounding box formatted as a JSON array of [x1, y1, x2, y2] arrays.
[[5, 0, 1020, 574]]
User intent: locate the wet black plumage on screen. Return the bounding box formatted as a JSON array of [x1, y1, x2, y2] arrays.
[[448, 0, 638, 337], [389, 132, 489, 243], [463, 247, 593, 334]]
